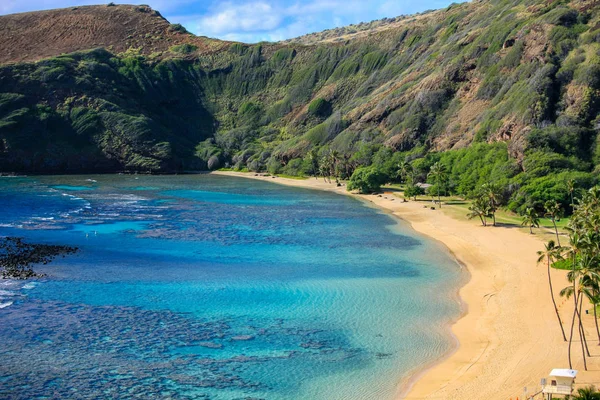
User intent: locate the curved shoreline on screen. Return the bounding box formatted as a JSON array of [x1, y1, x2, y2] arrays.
[[212, 171, 600, 400]]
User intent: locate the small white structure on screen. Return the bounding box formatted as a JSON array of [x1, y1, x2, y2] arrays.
[[542, 369, 577, 398]]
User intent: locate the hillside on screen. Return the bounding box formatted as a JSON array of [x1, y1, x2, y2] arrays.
[[0, 4, 227, 64], [0, 0, 599, 212]]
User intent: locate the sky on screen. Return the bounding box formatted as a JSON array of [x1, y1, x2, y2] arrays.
[[0, 0, 464, 43]]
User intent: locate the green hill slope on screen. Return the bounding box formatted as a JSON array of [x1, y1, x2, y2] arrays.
[[0, 0, 599, 211]]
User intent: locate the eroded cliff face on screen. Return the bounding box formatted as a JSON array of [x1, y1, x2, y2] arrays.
[[1, 1, 600, 174]]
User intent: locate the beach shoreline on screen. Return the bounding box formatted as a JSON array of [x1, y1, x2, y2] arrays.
[[212, 171, 600, 400]]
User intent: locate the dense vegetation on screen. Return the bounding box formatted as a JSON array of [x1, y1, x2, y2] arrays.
[[0, 0, 599, 211]]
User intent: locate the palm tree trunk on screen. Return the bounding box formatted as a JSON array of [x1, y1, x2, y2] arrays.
[[478, 215, 485, 226], [576, 301, 591, 357], [492, 211, 496, 227], [547, 256, 567, 341], [552, 218, 561, 246], [571, 192, 574, 210], [578, 295, 588, 370], [568, 294, 578, 368], [593, 292, 600, 345], [530, 225, 533, 234], [437, 179, 441, 208]]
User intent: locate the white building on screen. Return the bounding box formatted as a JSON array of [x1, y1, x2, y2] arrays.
[[542, 369, 577, 398]]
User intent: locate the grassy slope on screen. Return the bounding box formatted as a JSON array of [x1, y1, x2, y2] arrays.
[[0, 0, 599, 184]]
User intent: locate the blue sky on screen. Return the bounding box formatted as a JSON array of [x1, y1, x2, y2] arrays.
[[0, 0, 464, 43]]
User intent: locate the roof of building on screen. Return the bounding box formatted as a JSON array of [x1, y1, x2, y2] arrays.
[[416, 183, 433, 189], [549, 369, 578, 378]]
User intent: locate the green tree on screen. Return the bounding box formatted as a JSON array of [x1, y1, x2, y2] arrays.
[[397, 160, 413, 183], [428, 162, 448, 208], [521, 207, 540, 234], [466, 196, 491, 226], [545, 200, 564, 246], [404, 181, 425, 201], [347, 166, 385, 194], [481, 183, 502, 226], [567, 178, 576, 210], [307, 148, 320, 179]]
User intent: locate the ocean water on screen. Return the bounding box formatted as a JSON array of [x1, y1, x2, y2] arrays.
[[0, 174, 464, 400]]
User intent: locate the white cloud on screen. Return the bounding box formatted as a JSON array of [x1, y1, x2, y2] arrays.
[[197, 2, 283, 35], [195, 0, 381, 42]]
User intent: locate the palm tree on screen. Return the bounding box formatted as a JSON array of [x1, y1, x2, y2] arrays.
[[467, 197, 490, 226], [537, 240, 567, 341], [521, 207, 540, 234], [567, 179, 576, 210], [481, 183, 502, 226], [308, 149, 319, 179], [319, 157, 331, 183], [561, 247, 598, 369], [561, 279, 588, 370], [428, 162, 448, 208], [398, 160, 413, 184], [580, 271, 600, 346], [545, 200, 564, 246]]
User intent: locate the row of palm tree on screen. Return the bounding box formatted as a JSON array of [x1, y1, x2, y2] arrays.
[[537, 186, 600, 371], [310, 149, 354, 183]]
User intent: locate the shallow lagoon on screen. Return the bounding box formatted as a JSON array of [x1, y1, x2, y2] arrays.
[[0, 174, 463, 399]]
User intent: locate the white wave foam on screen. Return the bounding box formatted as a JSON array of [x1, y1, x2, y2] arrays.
[[22, 282, 36, 290], [0, 302, 13, 309]]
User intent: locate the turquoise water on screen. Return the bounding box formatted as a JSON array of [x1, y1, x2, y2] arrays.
[[0, 174, 463, 399]]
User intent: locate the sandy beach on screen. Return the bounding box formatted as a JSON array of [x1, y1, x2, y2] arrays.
[[213, 171, 600, 400]]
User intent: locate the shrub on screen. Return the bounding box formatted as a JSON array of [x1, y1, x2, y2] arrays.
[[169, 24, 189, 34], [170, 44, 197, 54], [308, 98, 332, 118], [347, 166, 386, 193]]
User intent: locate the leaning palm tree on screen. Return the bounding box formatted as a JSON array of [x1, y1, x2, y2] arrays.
[[545, 200, 564, 246], [537, 240, 567, 341], [428, 162, 448, 208], [521, 207, 540, 234], [467, 197, 490, 226]]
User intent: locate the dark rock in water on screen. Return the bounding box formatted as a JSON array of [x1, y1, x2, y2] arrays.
[[198, 341, 223, 349], [0, 237, 78, 279], [375, 352, 393, 359], [231, 335, 255, 341], [300, 341, 325, 349]]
